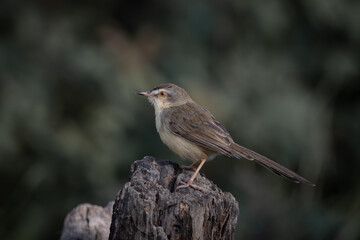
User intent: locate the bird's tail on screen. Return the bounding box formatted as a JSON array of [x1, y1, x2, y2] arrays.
[[231, 143, 315, 186]]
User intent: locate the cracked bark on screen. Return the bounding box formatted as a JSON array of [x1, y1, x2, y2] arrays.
[[109, 156, 239, 240]]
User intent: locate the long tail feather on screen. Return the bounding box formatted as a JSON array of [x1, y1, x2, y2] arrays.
[[231, 143, 315, 186]]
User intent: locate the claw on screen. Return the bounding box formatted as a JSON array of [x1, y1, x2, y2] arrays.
[[176, 181, 205, 192], [181, 160, 200, 170], [176, 158, 207, 193], [180, 164, 196, 170]]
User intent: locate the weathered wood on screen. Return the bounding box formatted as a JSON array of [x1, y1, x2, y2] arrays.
[[109, 156, 239, 240], [60, 202, 113, 240]]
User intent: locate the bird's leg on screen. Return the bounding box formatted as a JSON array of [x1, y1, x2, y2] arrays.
[[181, 160, 200, 170], [176, 158, 207, 192]]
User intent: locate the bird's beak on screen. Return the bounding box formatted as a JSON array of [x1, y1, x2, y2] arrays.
[[136, 91, 154, 97]]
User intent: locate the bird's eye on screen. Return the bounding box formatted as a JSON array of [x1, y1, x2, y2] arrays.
[[159, 91, 166, 97]]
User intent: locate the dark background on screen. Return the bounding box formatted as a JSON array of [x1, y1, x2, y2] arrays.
[[0, 0, 359, 239]]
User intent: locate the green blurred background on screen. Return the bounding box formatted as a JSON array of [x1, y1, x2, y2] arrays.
[[0, 0, 359, 239]]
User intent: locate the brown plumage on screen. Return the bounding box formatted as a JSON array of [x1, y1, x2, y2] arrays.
[[137, 83, 315, 190]]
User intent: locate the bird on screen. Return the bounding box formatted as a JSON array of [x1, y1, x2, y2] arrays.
[[137, 83, 315, 191]]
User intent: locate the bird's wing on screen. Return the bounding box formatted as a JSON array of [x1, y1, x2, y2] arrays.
[[163, 102, 233, 156]]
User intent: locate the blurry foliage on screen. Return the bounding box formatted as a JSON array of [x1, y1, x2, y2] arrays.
[[0, 0, 359, 239]]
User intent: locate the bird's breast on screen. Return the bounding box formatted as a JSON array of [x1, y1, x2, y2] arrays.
[[156, 112, 208, 162]]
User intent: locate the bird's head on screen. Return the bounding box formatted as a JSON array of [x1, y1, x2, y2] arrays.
[[137, 83, 192, 112]]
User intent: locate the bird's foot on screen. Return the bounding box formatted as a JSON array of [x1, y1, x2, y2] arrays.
[[180, 161, 200, 171], [176, 181, 205, 192], [180, 164, 196, 170]]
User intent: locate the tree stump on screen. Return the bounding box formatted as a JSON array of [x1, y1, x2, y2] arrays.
[[60, 202, 114, 240], [109, 156, 239, 240]]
